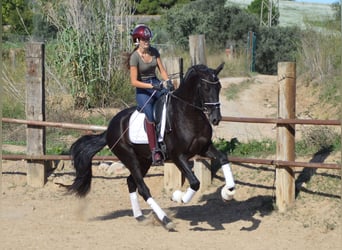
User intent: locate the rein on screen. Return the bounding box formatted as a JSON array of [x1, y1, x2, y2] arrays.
[[169, 92, 203, 111]]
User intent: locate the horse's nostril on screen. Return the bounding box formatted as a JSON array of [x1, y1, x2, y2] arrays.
[[212, 119, 219, 126]]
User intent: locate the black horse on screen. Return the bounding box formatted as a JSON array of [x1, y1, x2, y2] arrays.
[[68, 63, 236, 230]]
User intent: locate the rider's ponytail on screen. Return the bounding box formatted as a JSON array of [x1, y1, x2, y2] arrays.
[[124, 47, 139, 70]]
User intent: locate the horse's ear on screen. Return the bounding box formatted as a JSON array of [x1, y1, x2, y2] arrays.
[[215, 63, 225, 76]]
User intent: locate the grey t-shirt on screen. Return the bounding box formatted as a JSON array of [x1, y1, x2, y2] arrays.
[[129, 47, 160, 81]]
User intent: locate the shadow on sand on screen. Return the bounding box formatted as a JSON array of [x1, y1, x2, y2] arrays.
[[91, 189, 274, 232]]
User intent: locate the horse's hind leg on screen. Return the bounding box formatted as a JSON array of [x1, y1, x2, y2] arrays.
[[127, 175, 144, 221], [124, 158, 174, 229]]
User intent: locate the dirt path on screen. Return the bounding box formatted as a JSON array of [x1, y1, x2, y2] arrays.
[[214, 75, 278, 142], [1, 75, 341, 250]]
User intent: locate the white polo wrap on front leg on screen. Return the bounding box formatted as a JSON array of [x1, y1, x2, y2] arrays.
[[147, 197, 166, 221], [129, 192, 143, 218], [222, 163, 235, 189]]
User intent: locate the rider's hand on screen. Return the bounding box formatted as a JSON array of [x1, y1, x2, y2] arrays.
[[151, 81, 163, 91], [160, 88, 169, 95], [166, 79, 174, 91]]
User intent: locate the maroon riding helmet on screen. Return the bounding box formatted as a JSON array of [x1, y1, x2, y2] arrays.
[[131, 24, 153, 43]]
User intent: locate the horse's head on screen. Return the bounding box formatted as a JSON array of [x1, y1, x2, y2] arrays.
[[192, 63, 224, 126]]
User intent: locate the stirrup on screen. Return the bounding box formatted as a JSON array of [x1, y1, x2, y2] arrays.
[[152, 149, 164, 166]]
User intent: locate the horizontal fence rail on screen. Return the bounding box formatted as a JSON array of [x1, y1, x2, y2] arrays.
[[2, 117, 106, 131], [2, 154, 340, 170], [3, 116, 341, 130], [221, 116, 341, 126], [2, 117, 341, 170]]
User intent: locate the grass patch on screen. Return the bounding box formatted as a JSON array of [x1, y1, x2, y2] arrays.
[[214, 137, 276, 157], [223, 78, 254, 101], [214, 129, 341, 159], [2, 102, 25, 119]]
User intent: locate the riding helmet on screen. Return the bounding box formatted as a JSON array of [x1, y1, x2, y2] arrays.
[[131, 24, 153, 43]]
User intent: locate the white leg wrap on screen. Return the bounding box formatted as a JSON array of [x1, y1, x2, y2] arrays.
[[181, 187, 196, 203], [129, 192, 143, 218], [221, 185, 236, 201], [172, 190, 184, 203], [222, 163, 235, 189], [147, 198, 166, 221]]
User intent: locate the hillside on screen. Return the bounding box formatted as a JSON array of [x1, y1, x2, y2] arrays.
[[226, 0, 335, 27]]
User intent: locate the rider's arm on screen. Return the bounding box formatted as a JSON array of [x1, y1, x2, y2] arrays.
[[130, 66, 153, 89], [156, 57, 169, 81]]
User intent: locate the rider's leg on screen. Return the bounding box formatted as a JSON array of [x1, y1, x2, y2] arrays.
[[145, 118, 163, 166], [136, 88, 164, 166]]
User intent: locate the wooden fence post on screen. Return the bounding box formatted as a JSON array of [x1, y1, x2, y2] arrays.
[[193, 159, 212, 192], [163, 159, 211, 193], [189, 35, 207, 66], [163, 57, 181, 89], [276, 62, 296, 212], [164, 163, 184, 192], [26, 42, 47, 187]]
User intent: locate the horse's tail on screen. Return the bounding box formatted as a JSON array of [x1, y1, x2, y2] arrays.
[[68, 131, 107, 197]]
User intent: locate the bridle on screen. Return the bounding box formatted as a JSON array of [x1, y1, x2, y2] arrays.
[[169, 76, 221, 114], [200, 78, 221, 113]]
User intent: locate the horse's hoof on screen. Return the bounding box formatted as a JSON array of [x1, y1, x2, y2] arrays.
[[221, 186, 236, 202], [162, 216, 176, 231], [135, 215, 146, 222], [172, 190, 184, 203]]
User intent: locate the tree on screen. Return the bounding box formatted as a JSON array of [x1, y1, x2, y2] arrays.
[[2, 0, 57, 40], [134, 0, 192, 15], [247, 0, 279, 26], [159, 0, 259, 50], [2, 0, 33, 35]]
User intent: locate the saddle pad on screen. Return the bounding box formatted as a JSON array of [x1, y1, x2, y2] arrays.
[[129, 104, 167, 144]]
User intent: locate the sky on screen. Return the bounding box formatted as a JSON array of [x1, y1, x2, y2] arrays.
[[295, 0, 339, 3]]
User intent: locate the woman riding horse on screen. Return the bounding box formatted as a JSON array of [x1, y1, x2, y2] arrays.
[[68, 63, 236, 230]]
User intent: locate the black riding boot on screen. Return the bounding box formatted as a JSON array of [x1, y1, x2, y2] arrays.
[[145, 119, 164, 166]]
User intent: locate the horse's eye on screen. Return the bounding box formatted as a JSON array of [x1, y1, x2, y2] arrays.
[[203, 84, 210, 91]]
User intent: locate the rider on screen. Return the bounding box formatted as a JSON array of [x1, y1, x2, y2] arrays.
[[128, 24, 173, 166]]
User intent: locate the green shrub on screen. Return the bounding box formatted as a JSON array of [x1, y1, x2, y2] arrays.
[[159, 0, 259, 50], [299, 126, 341, 154], [42, 0, 135, 109], [255, 26, 300, 75]]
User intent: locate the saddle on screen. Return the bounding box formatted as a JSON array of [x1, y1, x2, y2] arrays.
[[128, 94, 171, 146]]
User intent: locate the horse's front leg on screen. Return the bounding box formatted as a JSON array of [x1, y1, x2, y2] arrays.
[[171, 156, 200, 204], [203, 143, 236, 201]]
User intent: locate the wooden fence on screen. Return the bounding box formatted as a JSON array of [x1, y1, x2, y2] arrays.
[[2, 42, 341, 212]]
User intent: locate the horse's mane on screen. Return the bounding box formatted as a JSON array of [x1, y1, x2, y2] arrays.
[[183, 64, 209, 83]]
